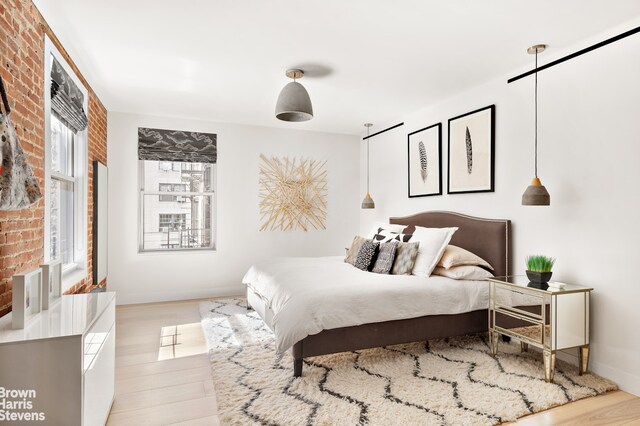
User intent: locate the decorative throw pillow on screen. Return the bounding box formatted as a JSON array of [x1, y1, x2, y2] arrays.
[[410, 226, 458, 277], [390, 242, 420, 275], [371, 241, 399, 274], [432, 265, 494, 281], [354, 240, 379, 271], [372, 228, 412, 244], [345, 236, 367, 265], [438, 245, 494, 270], [366, 222, 407, 239]]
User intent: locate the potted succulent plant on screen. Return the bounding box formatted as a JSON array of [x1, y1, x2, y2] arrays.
[[526, 255, 555, 288]]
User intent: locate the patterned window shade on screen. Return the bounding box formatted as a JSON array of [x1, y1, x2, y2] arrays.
[[50, 58, 88, 133], [138, 127, 217, 163]]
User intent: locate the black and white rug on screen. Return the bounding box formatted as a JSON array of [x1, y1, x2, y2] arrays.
[[200, 298, 616, 425]]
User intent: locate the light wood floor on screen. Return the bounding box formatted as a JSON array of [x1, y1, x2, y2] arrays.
[[107, 299, 219, 425], [108, 299, 640, 426]]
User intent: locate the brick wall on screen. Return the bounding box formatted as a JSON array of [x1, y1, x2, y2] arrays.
[[0, 0, 107, 317]]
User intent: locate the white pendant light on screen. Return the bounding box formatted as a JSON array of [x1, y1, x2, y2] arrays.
[[361, 123, 375, 209], [522, 44, 551, 206], [275, 69, 313, 122]]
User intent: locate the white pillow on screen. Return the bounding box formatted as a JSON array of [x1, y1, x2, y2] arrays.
[[366, 222, 407, 239], [409, 226, 458, 277], [432, 265, 494, 281]]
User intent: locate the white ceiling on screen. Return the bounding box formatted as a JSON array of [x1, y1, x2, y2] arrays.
[[33, 0, 640, 135]]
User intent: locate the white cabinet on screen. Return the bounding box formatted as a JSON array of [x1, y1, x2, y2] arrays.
[[0, 292, 115, 425]]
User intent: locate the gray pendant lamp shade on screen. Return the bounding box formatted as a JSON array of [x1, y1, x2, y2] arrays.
[[362, 123, 375, 209], [522, 44, 550, 206], [361, 193, 375, 209], [522, 177, 550, 205], [275, 69, 313, 122]]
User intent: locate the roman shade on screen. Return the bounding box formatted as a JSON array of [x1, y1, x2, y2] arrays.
[[138, 127, 217, 163], [50, 57, 88, 133]]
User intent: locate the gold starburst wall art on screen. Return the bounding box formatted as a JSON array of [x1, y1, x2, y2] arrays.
[[259, 154, 327, 231]]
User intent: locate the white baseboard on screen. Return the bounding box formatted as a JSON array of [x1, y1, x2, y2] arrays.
[[112, 285, 244, 305], [589, 359, 640, 397], [514, 343, 638, 397]]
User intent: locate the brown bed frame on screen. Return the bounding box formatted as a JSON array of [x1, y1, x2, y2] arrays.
[[258, 211, 512, 377]]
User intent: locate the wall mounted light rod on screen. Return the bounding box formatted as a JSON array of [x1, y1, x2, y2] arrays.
[[508, 25, 640, 84], [362, 122, 404, 140]]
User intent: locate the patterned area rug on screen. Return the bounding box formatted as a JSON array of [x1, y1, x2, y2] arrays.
[[200, 298, 616, 426]]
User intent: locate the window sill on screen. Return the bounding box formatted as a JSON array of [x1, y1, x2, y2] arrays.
[[63, 267, 87, 293], [137, 247, 217, 255]]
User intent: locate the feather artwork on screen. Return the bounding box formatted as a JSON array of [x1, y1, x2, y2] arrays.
[[418, 141, 428, 182], [465, 126, 473, 174]]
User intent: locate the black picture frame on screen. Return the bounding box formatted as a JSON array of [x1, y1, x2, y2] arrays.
[[407, 123, 442, 198], [447, 105, 495, 194]]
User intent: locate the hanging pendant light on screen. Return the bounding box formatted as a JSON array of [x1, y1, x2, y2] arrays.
[[275, 69, 313, 122], [361, 123, 375, 209], [522, 44, 551, 206]]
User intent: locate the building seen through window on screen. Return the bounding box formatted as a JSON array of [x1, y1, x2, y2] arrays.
[[140, 161, 215, 251]]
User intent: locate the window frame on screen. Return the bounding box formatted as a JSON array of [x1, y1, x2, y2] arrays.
[[138, 160, 216, 253], [43, 36, 89, 291]]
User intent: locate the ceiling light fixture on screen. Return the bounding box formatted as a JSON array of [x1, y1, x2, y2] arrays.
[[522, 44, 551, 206], [361, 123, 375, 209], [275, 69, 313, 122]]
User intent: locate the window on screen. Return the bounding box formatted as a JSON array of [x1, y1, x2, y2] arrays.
[[49, 116, 76, 265], [158, 161, 180, 172], [138, 128, 216, 252], [140, 160, 215, 251], [159, 183, 187, 202], [44, 37, 88, 284], [159, 214, 186, 231], [138, 128, 217, 252]]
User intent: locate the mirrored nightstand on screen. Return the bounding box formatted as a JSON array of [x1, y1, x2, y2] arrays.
[[488, 275, 592, 383]]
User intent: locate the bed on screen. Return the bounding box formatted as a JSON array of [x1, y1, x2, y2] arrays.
[[244, 211, 511, 377]]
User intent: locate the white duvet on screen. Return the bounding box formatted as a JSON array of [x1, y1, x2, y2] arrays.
[[242, 256, 493, 354]]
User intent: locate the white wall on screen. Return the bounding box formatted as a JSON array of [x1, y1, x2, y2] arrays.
[[108, 112, 359, 304], [359, 25, 640, 395]]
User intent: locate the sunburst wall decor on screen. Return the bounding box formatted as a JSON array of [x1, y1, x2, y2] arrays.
[[259, 154, 327, 231]]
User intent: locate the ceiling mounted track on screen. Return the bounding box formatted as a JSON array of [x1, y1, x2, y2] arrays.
[[508, 25, 640, 84], [362, 122, 404, 141]]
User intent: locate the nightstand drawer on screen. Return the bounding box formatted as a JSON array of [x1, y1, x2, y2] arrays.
[[494, 286, 545, 319], [493, 308, 550, 346]]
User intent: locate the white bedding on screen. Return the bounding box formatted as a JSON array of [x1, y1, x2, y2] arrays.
[[242, 256, 493, 354]]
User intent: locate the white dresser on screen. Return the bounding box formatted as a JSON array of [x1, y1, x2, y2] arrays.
[[0, 292, 115, 426]]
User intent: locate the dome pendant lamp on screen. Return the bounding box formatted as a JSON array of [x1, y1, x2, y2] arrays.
[[522, 44, 551, 206], [275, 69, 314, 122], [361, 123, 375, 209]]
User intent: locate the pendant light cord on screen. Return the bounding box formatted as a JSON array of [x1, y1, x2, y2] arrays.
[[366, 128, 370, 193], [534, 49, 538, 178]]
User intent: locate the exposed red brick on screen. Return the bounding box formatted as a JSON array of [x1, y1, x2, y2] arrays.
[[0, 0, 107, 317]]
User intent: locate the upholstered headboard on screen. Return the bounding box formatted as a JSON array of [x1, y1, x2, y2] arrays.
[[390, 211, 511, 277]]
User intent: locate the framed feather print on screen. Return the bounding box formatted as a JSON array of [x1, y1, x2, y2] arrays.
[[408, 123, 442, 197], [447, 105, 495, 194]]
